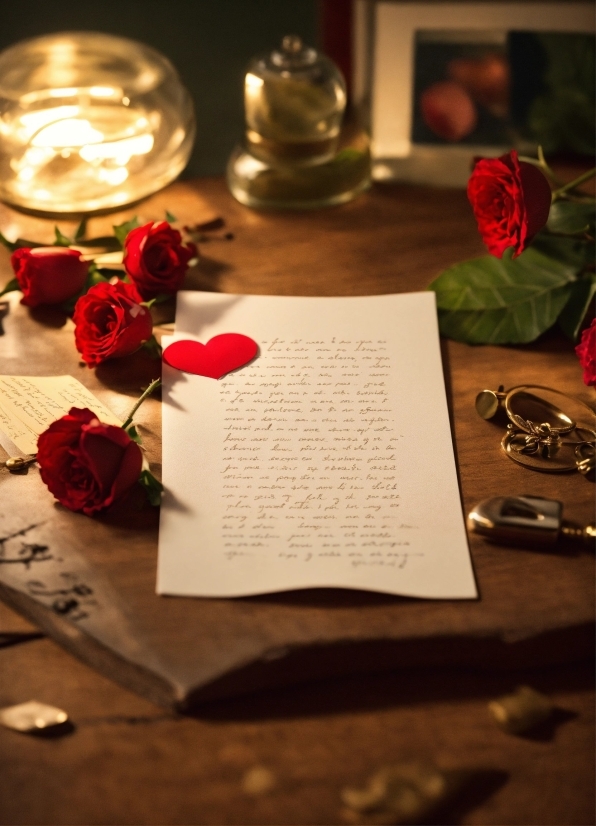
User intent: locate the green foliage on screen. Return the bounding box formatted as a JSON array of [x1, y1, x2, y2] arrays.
[[165, 210, 177, 223], [429, 246, 580, 344], [124, 424, 142, 445], [113, 216, 140, 248], [527, 34, 595, 156], [138, 469, 163, 507], [54, 226, 71, 247], [0, 232, 42, 252], [141, 335, 163, 359], [74, 218, 87, 241], [558, 274, 596, 340], [0, 278, 19, 298], [547, 201, 595, 236]]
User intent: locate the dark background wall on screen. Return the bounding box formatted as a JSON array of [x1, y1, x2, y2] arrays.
[[0, 0, 319, 177]]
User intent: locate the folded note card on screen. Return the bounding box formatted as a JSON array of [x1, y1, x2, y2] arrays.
[[158, 292, 477, 600], [0, 375, 121, 456]]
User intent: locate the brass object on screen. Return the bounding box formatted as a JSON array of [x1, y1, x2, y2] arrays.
[[0, 700, 68, 733], [505, 387, 576, 435], [576, 442, 595, 480], [502, 426, 596, 473], [468, 495, 595, 550], [488, 685, 553, 734], [474, 384, 575, 426], [4, 455, 37, 471], [477, 384, 595, 476], [340, 760, 459, 825], [475, 385, 508, 419]]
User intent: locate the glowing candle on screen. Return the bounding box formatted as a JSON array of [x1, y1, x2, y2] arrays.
[[0, 33, 195, 213]]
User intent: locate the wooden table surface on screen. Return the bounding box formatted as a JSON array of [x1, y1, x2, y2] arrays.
[[0, 177, 594, 825]]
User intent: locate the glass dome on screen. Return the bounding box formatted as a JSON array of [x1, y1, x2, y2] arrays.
[[0, 32, 195, 214]]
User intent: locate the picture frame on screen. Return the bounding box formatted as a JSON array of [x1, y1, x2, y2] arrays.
[[353, 1, 595, 186]]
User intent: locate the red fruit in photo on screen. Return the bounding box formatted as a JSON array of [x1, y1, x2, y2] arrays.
[[420, 81, 477, 142]]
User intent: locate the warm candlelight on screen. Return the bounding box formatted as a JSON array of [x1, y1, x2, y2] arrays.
[[0, 33, 195, 213]]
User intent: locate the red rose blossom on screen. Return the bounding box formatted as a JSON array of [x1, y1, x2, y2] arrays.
[[467, 150, 552, 258], [123, 221, 196, 299], [37, 407, 143, 515], [73, 279, 153, 367], [575, 318, 596, 387], [11, 246, 88, 307]]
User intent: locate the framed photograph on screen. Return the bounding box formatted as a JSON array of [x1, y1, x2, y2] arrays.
[[353, 1, 595, 185]]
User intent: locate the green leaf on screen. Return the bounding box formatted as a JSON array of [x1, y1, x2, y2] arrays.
[[0, 233, 44, 251], [124, 424, 143, 445], [0, 277, 20, 298], [558, 274, 596, 340], [165, 210, 177, 223], [138, 470, 163, 507], [0, 232, 18, 252], [532, 232, 595, 270], [148, 292, 173, 306], [75, 235, 122, 251], [141, 335, 163, 359], [113, 216, 140, 247], [54, 226, 71, 246], [429, 246, 578, 344], [74, 218, 88, 241], [547, 201, 595, 235]]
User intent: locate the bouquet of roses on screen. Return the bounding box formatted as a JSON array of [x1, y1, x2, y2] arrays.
[[1, 216, 196, 364], [428, 149, 595, 360], [0, 215, 198, 515]]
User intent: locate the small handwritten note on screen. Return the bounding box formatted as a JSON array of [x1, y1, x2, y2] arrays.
[[157, 292, 477, 600], [0, 375, 121, 455]]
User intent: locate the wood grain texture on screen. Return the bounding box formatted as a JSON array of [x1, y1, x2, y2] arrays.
[[0, 178, 594, 826], [0, 179, 593, 712], [0, 631, 593, 826]]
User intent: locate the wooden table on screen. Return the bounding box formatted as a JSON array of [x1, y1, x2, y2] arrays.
[[0, 178, 593, 825]]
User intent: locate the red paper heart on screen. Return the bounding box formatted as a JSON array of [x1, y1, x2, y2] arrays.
[[162, 334, 258, 379]]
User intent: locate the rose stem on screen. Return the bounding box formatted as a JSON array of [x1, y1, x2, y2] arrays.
[[122, 378, 162, 431], [552, 168, 596, 201]]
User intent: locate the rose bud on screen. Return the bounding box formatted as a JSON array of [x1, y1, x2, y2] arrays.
[[420, 81, 477, 142], [467, 150, 552, 258], [37, 408, 143, 516], [123, 221, 196, 299], [10, 246, 88, 307], [73, 279, 153, 367], [575, 319, 596, 387]]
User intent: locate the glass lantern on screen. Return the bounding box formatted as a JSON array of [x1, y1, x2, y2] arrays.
[[0, 32, 195, 214], [227, 35, 371, 209]]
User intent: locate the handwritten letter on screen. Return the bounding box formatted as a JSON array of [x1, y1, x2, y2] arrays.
[[0, 376, 121, 455], [158, 293, 477, 599]]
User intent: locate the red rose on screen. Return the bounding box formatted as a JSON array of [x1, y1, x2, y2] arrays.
[[37, 407, 143, 515], [575, 319, 596, 387], [10, 247, 88, 307], [73, 279, 153, 367], [123, 221, 196, 299], [467, 150, 552, 258]]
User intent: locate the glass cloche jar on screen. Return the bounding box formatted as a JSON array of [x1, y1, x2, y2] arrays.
[[0, 32, 195, 214], [227, 35, 370, 209]]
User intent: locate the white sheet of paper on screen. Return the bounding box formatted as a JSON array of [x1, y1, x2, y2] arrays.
[[0, 375, 121, 455], [157, 292, 477, 599]]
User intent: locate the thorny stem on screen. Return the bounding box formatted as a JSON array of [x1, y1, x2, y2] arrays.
[[122, 378, 161, 431]]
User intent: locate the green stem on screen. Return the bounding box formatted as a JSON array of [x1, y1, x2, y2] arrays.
[[552, 167, 596, 201], [122, 378, 161, 431]]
